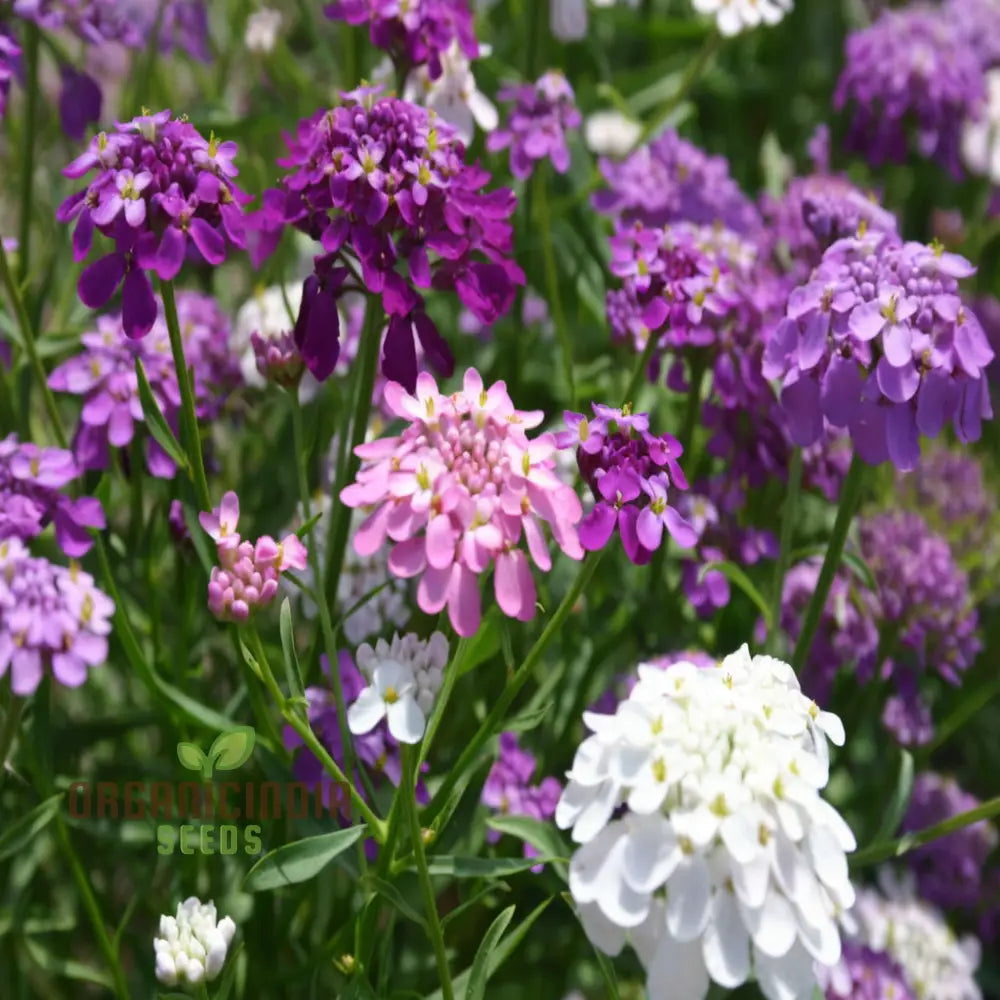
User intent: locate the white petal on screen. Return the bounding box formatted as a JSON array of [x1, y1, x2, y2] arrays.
[[347, 686, 386, 735], [720, 812, 759, 865], [623, 814, 681, 894], [805, 823, 849, 891], [569, 823, 626, 904], [572, 778, 618, 844], [577, 900, 627, 957], [817, 710, 845, 746], [730, 849, 770, 908], [754, 941, 819, 1000], [373, 658, 415, 696], [796, 902, 841, 966], [743, 891, 796, 958], [647, 934, 709, 1000], [633, 898, 667, 968], [387, 694, 425, 744], [555, 780, 590, 831], [569, 822, 650, 928], [666, 856, 712, 942], [468, 90, 498, 132], [702, 891, 751, 988]]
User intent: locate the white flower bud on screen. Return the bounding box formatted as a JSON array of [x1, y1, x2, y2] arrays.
[[153, 897, 236, 985]]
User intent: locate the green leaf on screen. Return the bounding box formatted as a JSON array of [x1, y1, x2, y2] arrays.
[[486, 816, 570, 881], [176, 741, 206, 772], [791, 545, 878, 594], [872, 748, 914, 845], [455, 608, 501, 676], [441, 883, 511, 930], [22, 938, 113, 988], [243, 826, 366, 892], [209, 725, 256, 771], [362, 874, 428, 931], [134, 357, 189, 471], [279, 598, 305, 700], [0, 794, 63, 862], [504, 701, 552, 734], [423, 855, 562, 878], [295, 509, 324, 539], [465, 905, 515, 1000], [698, 560, 772, 628]]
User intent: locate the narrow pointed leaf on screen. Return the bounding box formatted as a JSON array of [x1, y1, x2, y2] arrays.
[[243, 826, 366, 891]]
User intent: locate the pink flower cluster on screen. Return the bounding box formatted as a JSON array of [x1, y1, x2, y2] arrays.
[[199, 492, 308, 623], [341, 368, 583, 636]]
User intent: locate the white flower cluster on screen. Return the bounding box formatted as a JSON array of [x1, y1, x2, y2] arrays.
[[557, 645, 854, 1000], [963, 68, 1000, 185], [154, 897, 236, 986], [348, 631, 448, 744], [849, 872, 983, 1000], [245, 7, 283, 54], [692, 0, 793, 36]]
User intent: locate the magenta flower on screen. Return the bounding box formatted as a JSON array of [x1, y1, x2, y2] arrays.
[[557, 404, 695, 565], [487, 71, 582, 181], [340, 368, 583, 637], [0, 537, 114, 695], [57, 112, 249, 338], [248, 88, 523, 392], [200, 492, 307, 623], [0, 28, 20, 122], [0, 435, 106, 557], [324, 0, 477, 79]]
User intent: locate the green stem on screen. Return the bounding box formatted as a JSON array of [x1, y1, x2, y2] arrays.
[[197, 982, 211, 1000], [229, 629, 283, 752], [622, 327, 661, 408], [425, 550, 605, 823], [0, 239, 65, 447], [926, 674, 1000, 754], [403, 747, 454, 1000], [17, 24, 39, 285], [417, 635, 470, 772], [791, 454, 868, 673], [851, 795, 1000, 869], [535, 167, 575, 407], [161, 279, 211, 510], [289, 390, 357, 779], [767, 447, 803, 649], [633, 32, 720, 150], [324, 300, 382, 617], [0, 695, 25, 786], [244, 626, 387, 841]]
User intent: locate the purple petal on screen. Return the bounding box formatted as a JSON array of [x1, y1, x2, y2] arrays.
[[188, 218, 226, 265], [876, 357, 919, 403], [121, 268, 157, 339], [780, 371, 823, 446], [915, 369, 958, 438], [885, 404, 920, 471], [78, 252, 126, 310], [579, 503, 617, 552]]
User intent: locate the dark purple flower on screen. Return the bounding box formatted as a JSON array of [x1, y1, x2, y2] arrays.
[[0, 435, 106, 557], [0, 537, 114, 695], [13, 0, 145, 47], [902, 773, 999, 920], [58, 65, 102, 142], [58, 111, 248, 337], [594, 128, 761, 235], [834, 6, 985, 177], [482, 732, 560, 872], [48, 292, 239, 478], [248, 88, 523, 392], [765, 231, 994, 471], [557, 404, 695, 565], [324, 0, 477, 79], [487, 71, 581, 181]]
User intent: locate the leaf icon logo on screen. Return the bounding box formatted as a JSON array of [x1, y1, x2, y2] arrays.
[[176, 726, 256, 780]]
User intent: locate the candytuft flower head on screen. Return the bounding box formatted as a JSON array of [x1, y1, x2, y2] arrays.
[[153, 896, 236, 986], [764, 230, 994, 471], [834, 7, 985, 177], [692, 0, 792, 36], [348, 631, 448, 744], [487, 71, 582, 180], [200, 491, 307, 622], [248, 89, 523, 392], [58, 110, 249, 338], [558, 403, 696, 564], [818, 941, 916, 1000], [0, 538, 114, 695], [558, 644, 853, 1000], [341, 368, 583, 636]]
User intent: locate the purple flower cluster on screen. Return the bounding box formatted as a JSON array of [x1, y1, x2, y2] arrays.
[[58, 110, 248, 339], [323, 0, 477, 79], [593, 128, 761, 235], [557, 404, 696, 565], [0, 436, 106, 557], [49, 292, 239, 478], [487, 71, 581, 181], [284, 652, 430, 831], [764, 230, 994, 471], [199, 492, 308, 623], [834, 5, 985, 176], [860, 511, 981, 744], [249, 88, 523, 391], [0, 537, 114, 696], [482, 732, 561, 871], [902, 773, 999, 923], [945, 0, 1000, 72], [819, 942, 915, 1000], [13, 0, 144, 47]]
